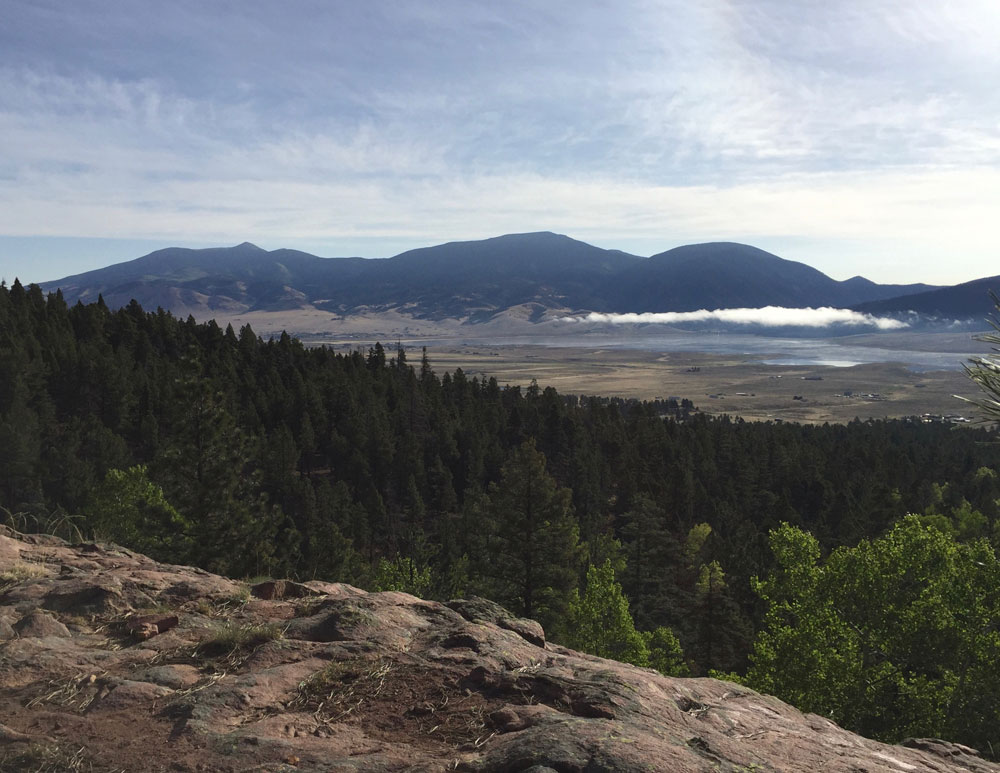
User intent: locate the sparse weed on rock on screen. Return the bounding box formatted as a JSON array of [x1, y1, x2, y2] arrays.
[[0, 560, 49, 590], [196, 621, 284, 659]]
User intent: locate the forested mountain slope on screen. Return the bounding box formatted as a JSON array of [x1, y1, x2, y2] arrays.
[[856, 274, 1000, 317], [603, 242, 937, 312], [37, 233, 943, 320]]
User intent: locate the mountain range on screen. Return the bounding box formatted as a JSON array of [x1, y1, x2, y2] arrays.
[[36, 232, 997, 325]]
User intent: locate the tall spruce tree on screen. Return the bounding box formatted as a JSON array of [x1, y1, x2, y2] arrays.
[[155, 355, 282, 577]]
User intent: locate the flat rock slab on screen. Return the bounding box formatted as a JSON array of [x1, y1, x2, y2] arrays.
[[0, 528, 997, 773]]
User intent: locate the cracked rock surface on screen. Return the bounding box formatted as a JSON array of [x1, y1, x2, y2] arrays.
[[1, 525, 997, 772]]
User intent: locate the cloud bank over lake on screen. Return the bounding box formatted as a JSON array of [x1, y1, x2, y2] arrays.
[[567, 307, 909, 330]]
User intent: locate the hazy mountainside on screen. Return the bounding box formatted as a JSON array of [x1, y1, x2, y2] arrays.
[[856, 274, 1000, 318], [40, 241, 371, 315], [38, 232, 951, 322], [603, 242, 937, 312], [314, 232, 644, 319], [838, 274, 941, 304], [40, 233, 643, 320]]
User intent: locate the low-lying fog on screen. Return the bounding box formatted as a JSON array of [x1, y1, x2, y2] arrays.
[[566, 307, 909, 330], [296, 306, 994, 373]]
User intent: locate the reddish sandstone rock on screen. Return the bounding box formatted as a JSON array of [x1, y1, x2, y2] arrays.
[[447, 596, 546, 647], [13, 610, 71, 638], [0, 528, 998, 773], [250, 579, 320, 601], [126, 613, 179, 640]]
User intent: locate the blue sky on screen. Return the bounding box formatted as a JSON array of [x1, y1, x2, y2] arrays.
[[2, 0, 999, 285]]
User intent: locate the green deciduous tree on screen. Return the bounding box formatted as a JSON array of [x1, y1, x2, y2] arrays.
[[747, 517, 1000, 752], [372, 553, 433, 597], [567, 559, 689, 675], [83, 465, 191, 562], [644, 626, 689, 677], [568, 559, 649, 666]]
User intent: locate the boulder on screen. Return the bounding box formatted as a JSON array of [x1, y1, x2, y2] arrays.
[[250, 579, 320, 601], [447, 596, 545, 647], [125, 613, 179, 640], [13, 610, 70, 638]]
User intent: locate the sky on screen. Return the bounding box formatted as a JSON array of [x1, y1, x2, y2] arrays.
[[1, 0, 999, 286]]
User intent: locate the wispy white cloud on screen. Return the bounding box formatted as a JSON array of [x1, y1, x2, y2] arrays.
[[1, 0, 999, 284], [566, 308, 909, 330], [4, 151, 1000, 284]]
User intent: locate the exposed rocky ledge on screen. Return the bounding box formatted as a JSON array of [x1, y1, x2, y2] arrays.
[[1, 525, 996, 772]]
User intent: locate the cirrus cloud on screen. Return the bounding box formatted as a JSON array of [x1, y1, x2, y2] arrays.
[[2, 0, 1000, 285]]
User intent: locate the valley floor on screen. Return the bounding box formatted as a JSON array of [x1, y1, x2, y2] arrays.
[[205, 306, 991, 423], [302, 342, 982, 424]]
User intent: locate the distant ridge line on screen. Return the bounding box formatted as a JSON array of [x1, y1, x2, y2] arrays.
[[35, 232, 988, 323]]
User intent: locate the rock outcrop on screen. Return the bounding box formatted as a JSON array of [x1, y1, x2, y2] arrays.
[[1, 525, 996, 772]]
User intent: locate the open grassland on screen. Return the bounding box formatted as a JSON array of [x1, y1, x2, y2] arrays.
[[284, 320, 992, 424], [420, 345, 983, 424]]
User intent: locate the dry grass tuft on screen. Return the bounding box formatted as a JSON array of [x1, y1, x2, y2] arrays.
[[0, 560, 49, 590], [290, 657, 394, 723], [0, 741, 127, 773], [196, 621, 283, 661]]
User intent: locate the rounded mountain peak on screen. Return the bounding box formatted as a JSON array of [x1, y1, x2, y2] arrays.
[[648, 242, 784, 263]]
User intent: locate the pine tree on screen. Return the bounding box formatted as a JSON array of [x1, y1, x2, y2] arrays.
[[484, 439, 583, 635], [619, 494, 684, 631], [960, 291, 1000, 421], [155, 356, 280, 577], [691, 559, 751, 674]]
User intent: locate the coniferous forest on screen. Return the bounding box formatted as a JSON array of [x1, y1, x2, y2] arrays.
[[3, 280, 1000, 752]]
